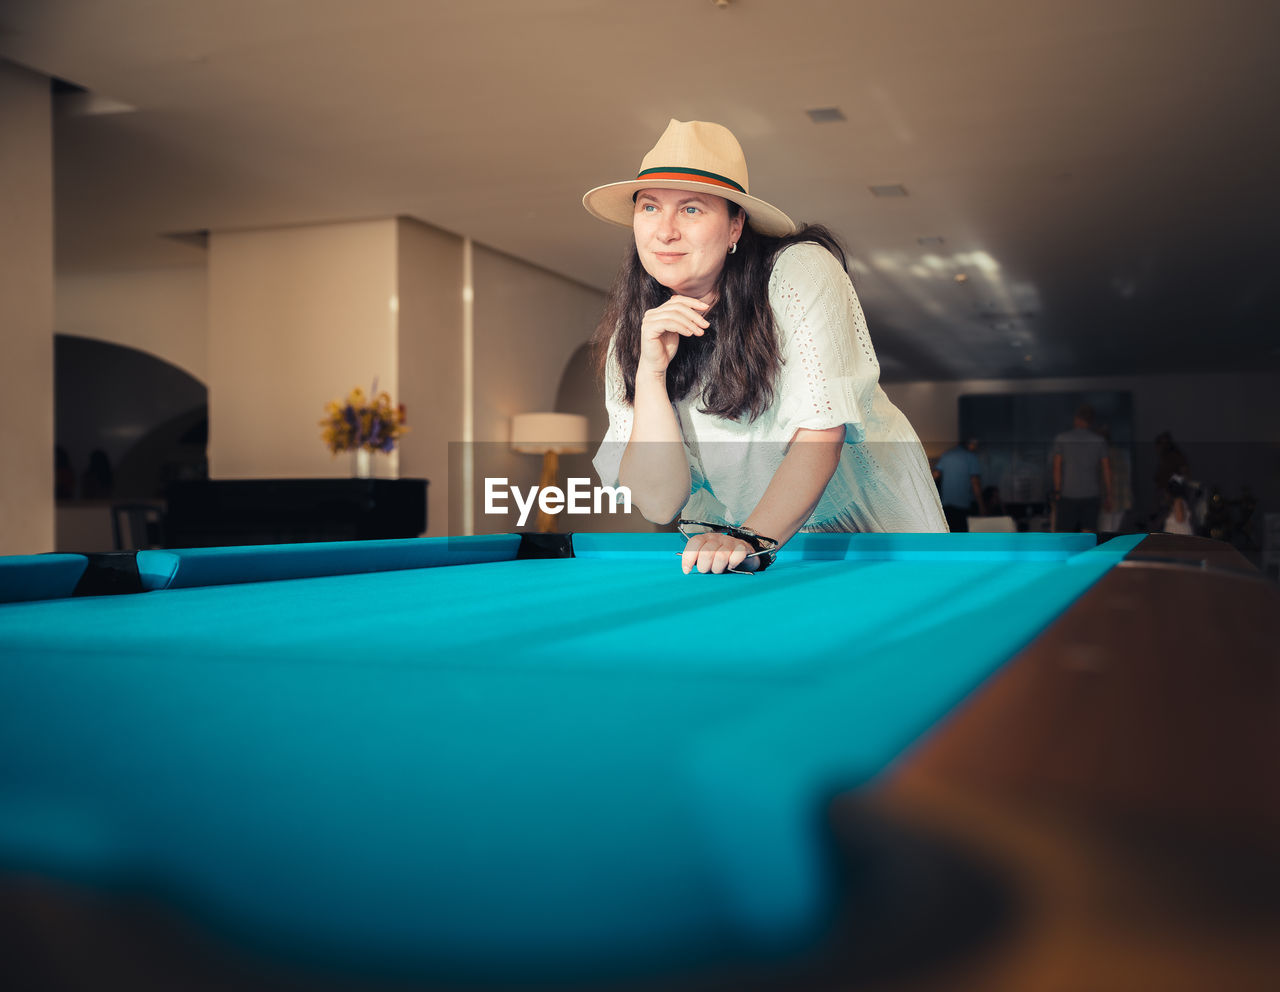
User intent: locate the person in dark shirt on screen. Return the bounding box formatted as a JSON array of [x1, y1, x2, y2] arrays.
[[1153, 431, 1189, 488], [933, 439, 985, 532], [1151, 431, 1190, 528]]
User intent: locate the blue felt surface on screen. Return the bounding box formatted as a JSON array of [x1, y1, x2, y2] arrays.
[[0, 532, 1143, 982]]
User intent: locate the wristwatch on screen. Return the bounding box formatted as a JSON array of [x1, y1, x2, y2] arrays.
[[676, 519, 782, 574], [722, 524, 780, 573]]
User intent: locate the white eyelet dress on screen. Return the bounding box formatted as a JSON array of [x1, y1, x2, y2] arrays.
[[593, 243, 947, 534]]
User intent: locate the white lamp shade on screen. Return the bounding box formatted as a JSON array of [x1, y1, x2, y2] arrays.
[[510, 412, 589, 454]]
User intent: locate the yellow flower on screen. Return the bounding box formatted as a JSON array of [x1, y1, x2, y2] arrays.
[[320, 381, 409, 454]]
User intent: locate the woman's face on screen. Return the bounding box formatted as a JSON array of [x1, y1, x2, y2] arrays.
[[632, 188, 745, 300]]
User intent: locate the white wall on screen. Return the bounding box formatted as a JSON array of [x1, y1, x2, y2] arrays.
[[207, 219, 399, 479], [0, 61, 55, 555], [56, 266, 209, 382], [471, 246, 608, 445], [469, 246, 607, 534]]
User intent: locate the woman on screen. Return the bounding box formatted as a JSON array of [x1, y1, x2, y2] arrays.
[[584, 119, 945, 575]]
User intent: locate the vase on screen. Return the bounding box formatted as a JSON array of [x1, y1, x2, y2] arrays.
[[351, 447, 373, 479]]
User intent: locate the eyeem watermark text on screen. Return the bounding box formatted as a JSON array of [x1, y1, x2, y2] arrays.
[[484, 478, 632, 527]]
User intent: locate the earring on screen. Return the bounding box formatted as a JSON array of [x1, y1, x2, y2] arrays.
[[728, 243, 737, 255]]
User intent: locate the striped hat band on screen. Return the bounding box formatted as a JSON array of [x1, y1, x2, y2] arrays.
[[634, 167, 746, 195]]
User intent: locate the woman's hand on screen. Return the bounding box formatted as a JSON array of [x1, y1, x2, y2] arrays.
[[680, 532, 760, 574], [638, 296, 710, 376]]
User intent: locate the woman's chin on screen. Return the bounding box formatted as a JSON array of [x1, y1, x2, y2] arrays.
[[642, 267, 705, 299]]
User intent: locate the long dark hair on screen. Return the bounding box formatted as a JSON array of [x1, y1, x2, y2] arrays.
[[591, 204, 847, 421]]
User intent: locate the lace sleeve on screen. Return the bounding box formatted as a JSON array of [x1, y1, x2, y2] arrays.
[[591, 339, 632, 487], [768, 243, 880, 443]]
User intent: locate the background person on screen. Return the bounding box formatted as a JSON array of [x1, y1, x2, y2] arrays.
[[1051, 405, 1112, 533], [933, 438, 985, 532], [585, 119, 945, 574], [1161, 475, 1196, 535], [1151, 430, 1190, 529]]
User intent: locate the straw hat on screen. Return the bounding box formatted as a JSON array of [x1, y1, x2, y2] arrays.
[[582, 119, 796, 236]]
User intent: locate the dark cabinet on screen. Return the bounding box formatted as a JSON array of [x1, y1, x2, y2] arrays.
[[164, 479, 427, 547]]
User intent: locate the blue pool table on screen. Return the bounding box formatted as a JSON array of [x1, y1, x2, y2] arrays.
[[1, 530, 1275, 990]]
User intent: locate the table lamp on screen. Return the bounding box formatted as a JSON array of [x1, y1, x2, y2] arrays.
[[510, 412, 590, 532]]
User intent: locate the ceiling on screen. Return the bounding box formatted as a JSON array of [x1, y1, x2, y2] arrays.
[[2, 0, 1278, 382]]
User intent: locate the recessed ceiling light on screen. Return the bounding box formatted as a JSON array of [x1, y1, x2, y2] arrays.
[[806, 107, 846, 123], [869, 184, 908, 198], [953, 273, 968, 284]]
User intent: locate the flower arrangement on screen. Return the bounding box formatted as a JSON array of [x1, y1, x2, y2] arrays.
[[320, 382, 408, 454]]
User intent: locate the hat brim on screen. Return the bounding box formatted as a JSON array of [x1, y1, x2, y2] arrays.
[[582, 178, 797, 237]]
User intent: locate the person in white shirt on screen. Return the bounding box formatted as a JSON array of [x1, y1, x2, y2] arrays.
[[583, 119, 945, 575], [1161, 475, 1196, 535]]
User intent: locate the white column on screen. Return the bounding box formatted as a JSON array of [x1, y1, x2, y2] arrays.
[[396, 218, 465, 537]]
